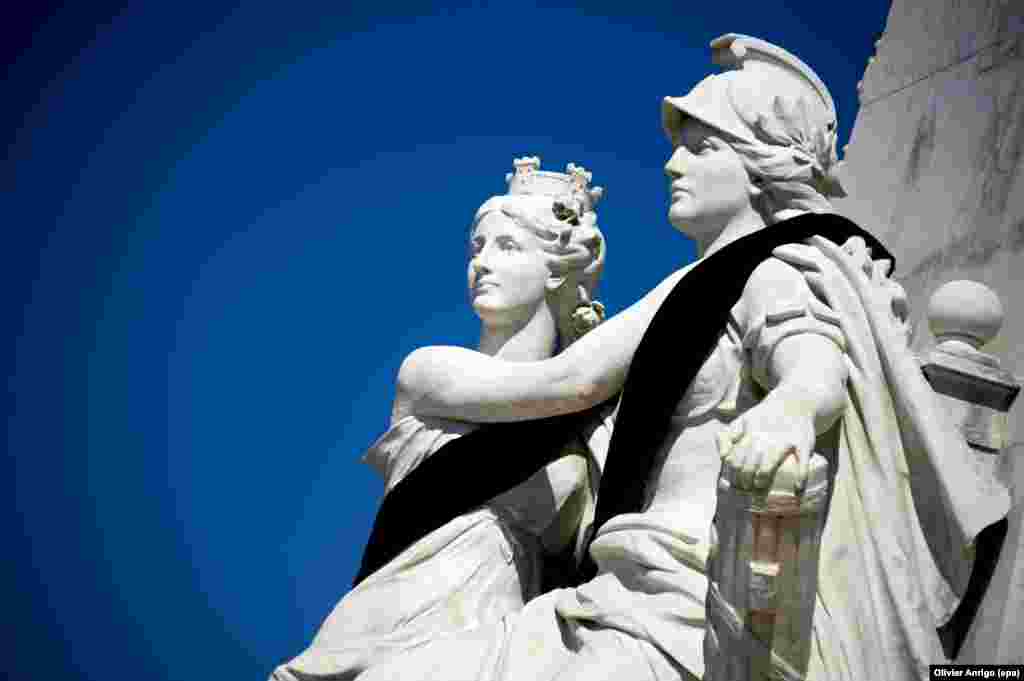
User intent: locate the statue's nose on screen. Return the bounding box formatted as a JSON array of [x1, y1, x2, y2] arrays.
[[665, 148, 688, 178], [471, 254, 492, 275]]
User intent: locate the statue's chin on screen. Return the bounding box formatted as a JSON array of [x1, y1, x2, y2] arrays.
[[472, 297, 542, 333], [668, 198, 697, 228], [668, 216, 687, 235], [471, 300, 514, 327], [667, 209, 694, 238]]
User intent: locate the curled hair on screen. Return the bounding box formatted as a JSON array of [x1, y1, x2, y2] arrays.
[[472, 194, 606, 349], [729, 137, 834, 222], [725, 92, 846, 224]]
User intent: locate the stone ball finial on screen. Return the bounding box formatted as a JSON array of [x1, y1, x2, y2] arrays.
[[927, 280, 1004, 351]]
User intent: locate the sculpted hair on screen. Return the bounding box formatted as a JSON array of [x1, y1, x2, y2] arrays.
[[729, 137, 834, 222], [473, 194, 606, 349], [722, 94, 846, 224]]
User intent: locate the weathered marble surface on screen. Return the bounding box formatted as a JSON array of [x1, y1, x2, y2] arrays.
[[834, 0, 1024, 664], [837, 0, 1024, 369], [859, 0, 1023, 107]]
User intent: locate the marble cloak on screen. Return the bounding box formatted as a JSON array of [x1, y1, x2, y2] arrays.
[[772, 232, 1010, 680], [582, 213, 1010, 678]]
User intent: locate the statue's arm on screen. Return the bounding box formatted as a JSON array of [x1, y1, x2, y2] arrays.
[[766, 334, 847, 435], [391, 268, 687, 424], [719, 258, 848, 489], [747, 256, 848, 432]]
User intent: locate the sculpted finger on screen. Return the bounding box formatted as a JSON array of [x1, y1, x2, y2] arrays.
[[736, 437, 759, 489], [755, 445, 795, 489], [842, 237, 876, 277], [751, 451, 774, 489], [797, 451, 814, 493], [772, 243, 821, 271], [807, 234, 868, 283], [805, 234, 842, 259], [750, 454, 768, 490], [717, 430, 735, 460], [843, 236, 866, 252], [725, 435, 748, 484]]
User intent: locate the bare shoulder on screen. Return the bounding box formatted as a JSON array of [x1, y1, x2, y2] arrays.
[[396, 345, 473, 394], [742, 255, 812, 305], [735, 256, 814, 329], [392, 346, 457, 424], [745, 255, 805, 292]]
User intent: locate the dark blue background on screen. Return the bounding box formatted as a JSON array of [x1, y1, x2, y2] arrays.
[[5, 2, 891, 678]]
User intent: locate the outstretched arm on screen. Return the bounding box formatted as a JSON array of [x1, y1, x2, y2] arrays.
[[392, 267, 689, 424]]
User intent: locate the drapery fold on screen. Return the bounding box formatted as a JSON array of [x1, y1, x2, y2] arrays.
[[782, 234, 1010, 679]]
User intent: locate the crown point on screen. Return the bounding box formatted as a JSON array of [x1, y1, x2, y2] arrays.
[[513, 156, 541, 176], [504, 158, 603, 213], [566, 163, 593, 190]]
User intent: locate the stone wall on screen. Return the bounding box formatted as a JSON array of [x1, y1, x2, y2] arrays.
[[833, 0, 1024, 663]]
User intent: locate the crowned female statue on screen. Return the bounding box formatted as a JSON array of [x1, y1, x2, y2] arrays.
[[344, 34, 1009, 681], [270, 159, 614, 681]]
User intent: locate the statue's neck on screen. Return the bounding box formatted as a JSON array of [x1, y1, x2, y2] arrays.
[[478, 303, 556, 361], [695, 208, 768, 260]]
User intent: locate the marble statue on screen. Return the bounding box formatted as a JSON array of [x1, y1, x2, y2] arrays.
[[340, 34, 1010, 681], [269, 160, 614, 681]]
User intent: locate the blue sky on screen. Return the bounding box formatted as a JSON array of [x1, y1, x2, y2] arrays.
[[6, 2, 891, 678]]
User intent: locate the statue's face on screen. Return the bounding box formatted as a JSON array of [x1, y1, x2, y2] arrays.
[[467, 210, 550, 327], [665, 117, 754, 237]]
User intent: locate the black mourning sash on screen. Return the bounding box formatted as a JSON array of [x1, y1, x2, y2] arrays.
[[570, 212, 1002, 658], [353, 403, 606, 586], [354, 213, 882, 588], [577, 212, 891, 580], [353, 213, 1002, 659]]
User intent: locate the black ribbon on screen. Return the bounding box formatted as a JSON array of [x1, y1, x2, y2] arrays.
[[352, 212, 1004, 659], [577, 213, 891, 580], [353, 213, 891, 588], [353, 403, 608, 586]]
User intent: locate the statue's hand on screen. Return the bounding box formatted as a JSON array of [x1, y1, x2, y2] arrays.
[[773, 236, 911, 347], [716, 396, 816, 492]]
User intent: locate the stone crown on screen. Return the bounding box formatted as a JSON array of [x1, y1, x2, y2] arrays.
[[505, 157, 604, 213]]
